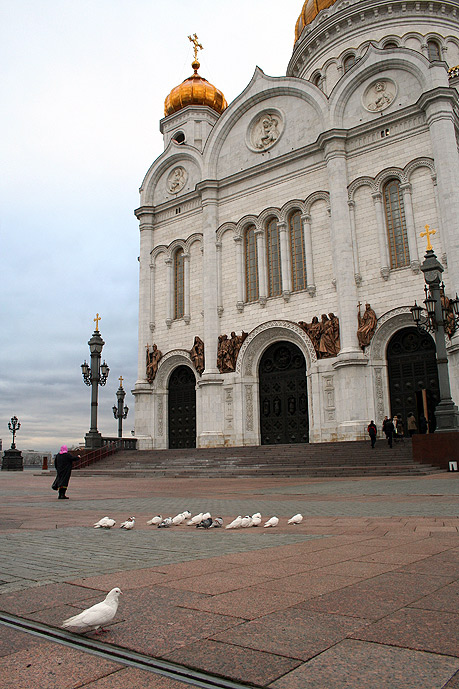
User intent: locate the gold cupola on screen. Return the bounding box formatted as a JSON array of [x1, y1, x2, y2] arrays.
[[164, 34, 227, 117], [294, 0, 340, 43]]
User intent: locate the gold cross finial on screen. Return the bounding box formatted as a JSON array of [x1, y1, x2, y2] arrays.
[[94, 313, 101, 331], [420, 224, 436, 251], [119, 375, 124, 388], [188, 33, 203, 62]]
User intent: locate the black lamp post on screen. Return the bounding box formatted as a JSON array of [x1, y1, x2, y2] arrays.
[[112, 376, 129, 438], [8, 415, 21, 449], [2, 416, 23, 471], [410, 227, 459, 432], [81, 314, 110, 448]]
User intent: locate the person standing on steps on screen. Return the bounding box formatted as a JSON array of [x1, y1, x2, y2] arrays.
[[384, 417, 395, 448], [367, 420, 377, 449], [407, 413, 418, 437], [51, 445, 80, 499]]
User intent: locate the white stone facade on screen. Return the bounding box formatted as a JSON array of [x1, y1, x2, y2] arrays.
[[133, 0, 459, 449]]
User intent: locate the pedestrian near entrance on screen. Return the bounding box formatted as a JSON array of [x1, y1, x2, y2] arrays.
[[419, 414, 428, 434], [384, 417, 395, 448], [367, 420, 377, 449], [407, 413, 417, 437], [51, 445, 80, 500], [395, 415, 405, 442]]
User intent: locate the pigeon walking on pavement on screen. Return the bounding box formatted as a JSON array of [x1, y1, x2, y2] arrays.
[[62, 587, 122, 634], [225, 515, 242, 529], [93, 517, 116, 529], [120, 517, 135, 529]]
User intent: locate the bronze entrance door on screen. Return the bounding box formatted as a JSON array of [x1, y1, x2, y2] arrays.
[[259, 341, 309, 445], [387, 327, 439, 432], [168, 366, 196, 448]]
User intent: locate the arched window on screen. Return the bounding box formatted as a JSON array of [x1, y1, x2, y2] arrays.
[[312, 72, 322, 89], [343, 53, 356, 72], [289, 211, 306, 291], [244, 225, 258, 302], [266, 218, 282, 297], [383, 179, 410, 269], [427, 40, 441, 61], [383, 41, 398, 49], [174, 248, 185, 318]]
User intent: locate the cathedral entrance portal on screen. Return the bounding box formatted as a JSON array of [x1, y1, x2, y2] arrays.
[[168, 366, 196, 448], [258, 341, 309, 445], [387, 327, 439, 432]]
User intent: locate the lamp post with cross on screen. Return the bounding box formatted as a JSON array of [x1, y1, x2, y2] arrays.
[[112, 376, 129, 438], [410, 226, 459, 432], [81, 314, 110, 449]]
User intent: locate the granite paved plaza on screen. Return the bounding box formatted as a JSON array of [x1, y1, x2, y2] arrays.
[[0, 470, 458, 688]]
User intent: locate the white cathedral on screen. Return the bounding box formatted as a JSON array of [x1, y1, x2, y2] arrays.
[[133, 0, 459, 450]]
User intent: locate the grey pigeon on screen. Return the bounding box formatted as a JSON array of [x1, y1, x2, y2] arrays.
[[196, 517, 213, 529], [209, 517, 223, 528]]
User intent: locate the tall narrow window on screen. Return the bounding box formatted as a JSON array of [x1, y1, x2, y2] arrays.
[[343, 53, 356, 72], [174, 248, 185, 318], [427, 40, 441, 61], [266, 218, 282, 297], [244, 225, 258, 302], [383, 179, 410, 269], [289, 211, 306, 291]]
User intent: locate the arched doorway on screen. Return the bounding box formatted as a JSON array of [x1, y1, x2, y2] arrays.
[[387, 327, 439, 432], [168, 366, 196, 448], [259, 341, 309, 444]]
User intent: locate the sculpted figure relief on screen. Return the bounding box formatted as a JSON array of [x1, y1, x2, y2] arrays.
[[167, 166, 187, 194], [253, 113, 281, 150], [146, 344, 162, 383], [441, 293, 456, 339], [357, 303, 378, 349], [217, 331, 248, 373], [364, 80, 395, 112], [190, 336, 205, 375], [298, 313, 340, 359]]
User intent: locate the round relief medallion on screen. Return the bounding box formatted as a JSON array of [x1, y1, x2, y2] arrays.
[[167, 166, 188, 194], [362, 79, 397, 113], [247, 110, 284, 152]]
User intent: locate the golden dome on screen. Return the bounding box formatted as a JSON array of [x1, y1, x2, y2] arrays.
[[164, 59, 227, 117], [294, 0, 340, 42]]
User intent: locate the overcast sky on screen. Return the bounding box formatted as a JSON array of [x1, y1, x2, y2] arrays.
[[1, 0, 302, 453]]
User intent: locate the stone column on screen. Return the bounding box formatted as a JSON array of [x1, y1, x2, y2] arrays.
[[319, 132, 368, 441], [234, 235, 244, 312], [347, 200, 362, 285], [255, 228, 267, 306], [301, 213, 316, 296], [216, 241, 224, 317], [196, 181, 224, 446], [278, 221, 291, 301], [400, 182, 420, 272], [420, 90, 459, 293], [149, 262, 155, 332], [372, 191, 391, 280], [165, 257, 173, 328], [183, 252, 191, 324]]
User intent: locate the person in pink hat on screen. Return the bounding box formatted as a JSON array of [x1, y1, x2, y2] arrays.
[[51, 445, 80, 499]]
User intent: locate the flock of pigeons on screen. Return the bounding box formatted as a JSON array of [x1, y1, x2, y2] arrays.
[[93, 511, 304, 530]]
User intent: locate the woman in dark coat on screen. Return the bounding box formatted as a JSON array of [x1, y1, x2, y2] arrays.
[[52, 445, 80, 499]]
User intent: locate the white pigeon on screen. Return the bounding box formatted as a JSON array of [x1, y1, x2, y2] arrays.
[[264, 516, 279, 528], [172, 513, 185, 525], [93, 517, 116, 529], [182, 510, 191, 519], [209, 517, 223, 528], [288, 513, 303, 525], [120, 516, 135, 529], [187, 513, 203, 525], [146, 515, 162, 525], [225, 515, 242, 530], [252, 512, 262, 519], [251, 515, 262, 527], [62, 587, 122, 634], [201, 512, 211, 521], [158, 516, 173, 528], [241, 515, 253, 528]]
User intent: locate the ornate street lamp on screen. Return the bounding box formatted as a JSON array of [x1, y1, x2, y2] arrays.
[[2, 416, 23, 471], [410, 226, 459, 431], [81, 314, 110, 448], [8, 415, 21, 450], [112, 376, 129, 438]]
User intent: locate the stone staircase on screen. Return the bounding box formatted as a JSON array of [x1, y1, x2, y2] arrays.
[[74, 439, 441, 478]]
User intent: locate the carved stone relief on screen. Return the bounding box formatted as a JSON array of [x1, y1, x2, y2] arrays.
[[245, 385, 254, 431], [225, 387, 234, 431], [323, 376, 336, 422], [157, 396, 164, 437], [362, 79, 397, 113], [167, 166, 188, 194], [374, 367, 385, 424], [247, 110, 284, 152]]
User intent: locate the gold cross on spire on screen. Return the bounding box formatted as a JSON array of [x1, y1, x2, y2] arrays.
[[94, 313, 101, 331], [420, 224, 436, 251], [188, 33, 203, 62], [119, 376, 124, 388]]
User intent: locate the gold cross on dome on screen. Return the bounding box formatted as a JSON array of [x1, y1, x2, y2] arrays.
[[119, 376, 124, 388], [188, 33, 203, 62], [94, 313, 101, 331], [420, 224, 436, 251]]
